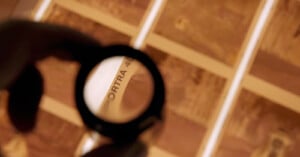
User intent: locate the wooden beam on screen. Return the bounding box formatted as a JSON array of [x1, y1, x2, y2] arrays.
[[243, 75, 300, 114], [54, 0, 138, 37], [40, 95, 83, 127], [147, 33, 232, 79], [148, 146, 177, 157]]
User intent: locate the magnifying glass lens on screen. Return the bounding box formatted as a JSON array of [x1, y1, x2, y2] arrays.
[[83, 56, 154, 123]]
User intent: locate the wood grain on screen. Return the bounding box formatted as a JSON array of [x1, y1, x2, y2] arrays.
[[251, 0, 300, 96], [154, 0, 260, 66], [73, 0, 151, 26], [46, 5, 131, 45], [0, 0, 19, 20], [154, 110, 205, 157], [35, 6, 131, 107], [144, 46, 225, 157], [215, 89, 300, 157], [0, 92, 85, 157], [145, 46, 226, 126], [251, 52, 300, 95]]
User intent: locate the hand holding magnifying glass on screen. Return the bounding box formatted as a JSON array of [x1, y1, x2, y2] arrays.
[[0, 19, 165, 155]]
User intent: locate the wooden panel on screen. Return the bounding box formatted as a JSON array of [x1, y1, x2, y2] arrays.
[[54, 0, 138, 37], [0, 92, 84, 157], [35, 5, 131, 107], [154, 0, 260, 66], [215, 89, 300, 157], [45, 5, 131, 45], [144, 46, 226, 157], [155, 110, 206, 157], [72, 0, 151, 26], [251, 0, 300, 95], [0, 0, 18, 19], [145, 46, 226, 126]]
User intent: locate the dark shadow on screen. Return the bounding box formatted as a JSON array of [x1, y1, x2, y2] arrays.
[[82, 140, 148, 157], [7, 65, 43, 133]]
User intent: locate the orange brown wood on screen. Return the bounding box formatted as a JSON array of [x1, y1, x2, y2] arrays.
[[215, 89, 300, 157], [144, 46, 225, 157], [251, 0, 300, 95], [154, 0, 261, 66], [73, 0, 151, 26]]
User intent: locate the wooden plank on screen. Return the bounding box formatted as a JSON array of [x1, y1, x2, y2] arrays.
[[215, 89, 300, 157], [250, 0, 300, 96], [147, 33, 232, 79], [53, 0, 139, 37], [40, 96, 83, 127], [251, 52, 300, 95], [155, 110, 206, 157], [148, 146, 176, 157], [243, 74, 300, 115], [153, 0, 261, 66], [71, 0, 151, 26], [45, 4, 131, 45]]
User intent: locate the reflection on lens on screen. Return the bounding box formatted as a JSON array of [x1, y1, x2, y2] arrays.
[[83, 56, 154, 123]]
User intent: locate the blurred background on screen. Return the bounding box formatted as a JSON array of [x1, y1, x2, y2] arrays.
[[0, 0, 300, 157]]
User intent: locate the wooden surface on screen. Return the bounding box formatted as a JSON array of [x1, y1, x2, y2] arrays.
[[156, 110, 206, 157], [0, 0, 19, 20], [154, 0, 260, 66], [251, 0, 300, 95], [74, 0, 151, 26], [46, 5, 131, 45], [1, 0, 300, 156], [144, 46, 225, 157], [215, 89, 300, 157], [145, 46, 226, 127]]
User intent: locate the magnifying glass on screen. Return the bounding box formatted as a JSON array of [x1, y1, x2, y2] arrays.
[[0, 20, 165, 155], [84, 55, 153, 123], [76, 45, 165, 142]]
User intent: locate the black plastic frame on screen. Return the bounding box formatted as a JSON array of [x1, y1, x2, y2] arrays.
[[75, 45, 165, 142]]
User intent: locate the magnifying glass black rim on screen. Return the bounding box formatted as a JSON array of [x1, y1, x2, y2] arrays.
[[75, 45, 165, 141]]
